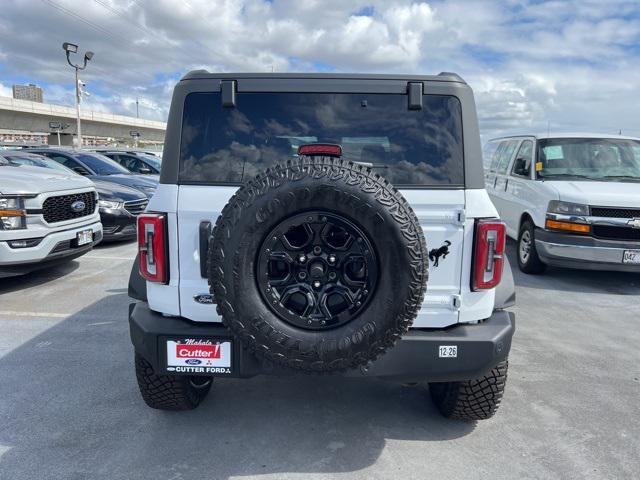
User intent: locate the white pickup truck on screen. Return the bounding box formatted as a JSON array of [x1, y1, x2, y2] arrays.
[[484, 133, 640, 273], [0, 154, 102, 277]]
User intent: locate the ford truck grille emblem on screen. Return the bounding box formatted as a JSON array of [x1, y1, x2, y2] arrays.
[[70, 200, 86, 213]]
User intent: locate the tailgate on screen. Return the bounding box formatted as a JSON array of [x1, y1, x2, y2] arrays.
[[177, 186, 466, 328]]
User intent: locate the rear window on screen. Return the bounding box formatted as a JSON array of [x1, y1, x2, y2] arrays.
[[179, 92, 464, 186]]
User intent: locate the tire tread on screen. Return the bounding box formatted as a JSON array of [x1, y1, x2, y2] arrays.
[[429, 360, 508, 421], [134, 354, 211, 411]]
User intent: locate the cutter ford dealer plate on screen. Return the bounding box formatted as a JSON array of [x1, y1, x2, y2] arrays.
[[163, 337, 233, 375]]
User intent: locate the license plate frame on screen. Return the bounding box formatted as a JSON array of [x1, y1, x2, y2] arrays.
[[76, 229, 93, 246], [162, 336, 234, 376], [622, 249, 640, 265]]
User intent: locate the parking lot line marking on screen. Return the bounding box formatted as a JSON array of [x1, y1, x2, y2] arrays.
[[83, 255, 134, 260], [87, 321, 115, 326], [0, 310, 69, 318]]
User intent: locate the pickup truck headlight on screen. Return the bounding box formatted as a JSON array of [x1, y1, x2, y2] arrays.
[[547, 201, 589, 216], [98, 200, 122, 210], [0, 197, 26, 230]]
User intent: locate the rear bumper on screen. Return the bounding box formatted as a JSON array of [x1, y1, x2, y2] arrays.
[[129, 302, 515, 382], [100, 209, 137, 241], [535, 228, 640, 272]]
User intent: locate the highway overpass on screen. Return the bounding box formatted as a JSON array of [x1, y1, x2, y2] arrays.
[[0, 96, 166, 144]]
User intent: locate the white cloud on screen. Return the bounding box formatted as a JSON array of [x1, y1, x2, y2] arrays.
[[0, 83, 11, 97], [0, 0, 638, 138]]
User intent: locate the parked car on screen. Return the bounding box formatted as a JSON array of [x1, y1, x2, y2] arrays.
[[127, 72, 516, 421], [1, 150, 77, 174], [93, 180, 148, 241], [27, 148, 158, 198], [483, 133, 640, 273], [0, 154, 102, 278], [5, 151, 148, 242], [93, 150, 161, 176]]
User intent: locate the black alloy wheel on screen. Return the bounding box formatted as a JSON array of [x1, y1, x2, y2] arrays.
[[257, 211, 378, 330]]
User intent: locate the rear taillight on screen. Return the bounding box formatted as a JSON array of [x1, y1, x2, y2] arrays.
[[472, 219, 506, 291], [138, 213, 168, 283]]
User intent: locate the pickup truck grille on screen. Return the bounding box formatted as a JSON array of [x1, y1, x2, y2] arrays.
[[124, 199, 148, 216], [590, 207, 640, 218], [592, 225, 640, 241], [42, 191, 96, 223]]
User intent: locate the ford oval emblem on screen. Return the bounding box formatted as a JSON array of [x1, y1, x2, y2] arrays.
[[185, 359, 202, 365], [70, 200, 86, 213], [193, 294, 215, 305]]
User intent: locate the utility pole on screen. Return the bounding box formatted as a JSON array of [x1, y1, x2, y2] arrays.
[[136, 97, 139, 118], [62, 42, 94, 148], [75, 67, 82, 146]]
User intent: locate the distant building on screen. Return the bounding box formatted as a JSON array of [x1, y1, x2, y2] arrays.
[[12, 84, 43, 103]]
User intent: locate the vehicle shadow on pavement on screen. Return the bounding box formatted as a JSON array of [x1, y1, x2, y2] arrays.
[[506, 240, 639, 295], [0, 261, 79, 295], [0, 294, 475, 480], [94, 238, 137, 249]]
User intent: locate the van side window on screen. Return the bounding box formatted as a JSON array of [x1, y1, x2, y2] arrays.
[[495, 140, 518, 174], [482, 140, 499, 170], [511, 140, 533, 178], [489, 142, 506, 172]]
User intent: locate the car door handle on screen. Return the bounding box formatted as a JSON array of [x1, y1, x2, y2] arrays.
[[504, 179, 509, 191]]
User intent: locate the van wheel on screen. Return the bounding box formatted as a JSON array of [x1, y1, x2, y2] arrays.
[[429, 360, 508, 421], [517, 220, 546, 274], [134, 353, 212, 410]]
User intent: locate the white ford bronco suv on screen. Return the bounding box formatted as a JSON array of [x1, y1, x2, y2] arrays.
[[128, 72, 516, 421]]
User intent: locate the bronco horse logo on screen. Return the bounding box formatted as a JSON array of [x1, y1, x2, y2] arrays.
[[429, 240, 451, 267]]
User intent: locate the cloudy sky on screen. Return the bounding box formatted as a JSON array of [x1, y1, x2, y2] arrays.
[[1, 0, 639, 138]]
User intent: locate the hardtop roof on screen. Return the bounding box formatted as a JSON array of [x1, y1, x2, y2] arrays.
[[180, 71, 466, 84]]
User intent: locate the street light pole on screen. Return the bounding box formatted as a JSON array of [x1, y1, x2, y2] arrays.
[[62, 42, 93, 148], [75, 66, 82, 147]]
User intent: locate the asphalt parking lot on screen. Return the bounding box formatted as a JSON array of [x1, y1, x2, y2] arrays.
[[0, 240, 638, 480]]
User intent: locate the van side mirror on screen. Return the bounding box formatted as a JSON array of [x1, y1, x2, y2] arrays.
[[513, 158, 529, 177]]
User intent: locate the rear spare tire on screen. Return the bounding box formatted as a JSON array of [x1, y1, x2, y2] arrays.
[[208, 157, 428, 373]]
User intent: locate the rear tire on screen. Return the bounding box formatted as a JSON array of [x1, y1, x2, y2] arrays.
[[134, 353, 212, 410], [517, 220, 546, 274], [429, 360, 508, 421]]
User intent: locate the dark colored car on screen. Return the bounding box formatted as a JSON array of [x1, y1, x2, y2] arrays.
[[7, 150, 148, 242], [93, 180, 148, 241], [97, 150, 162, 175], [27, 148, 158, 198]]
